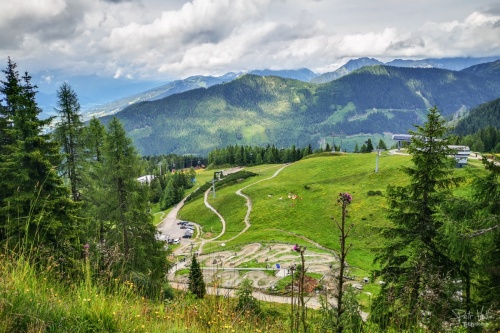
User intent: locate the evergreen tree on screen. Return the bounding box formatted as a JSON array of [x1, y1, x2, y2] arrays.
[[53, 82, 84, 201], [100, 117, 142, 259], [378, 139, 387, 150], [149, 177, 163, 204], [373, 107, 463, 330], [0, 60, 79, 254], [437, 158, 500, 328], [467, 159, 500, 307], [234, 145, 243, 165], [160, 178, 175, 210], [82, 117, 105, 162], [188, 253, 206, 298], [94, 117, 169, 295], [354, 142, 359, 153], [79, 117, 106, 246], [365, 139, 374, 152], [0, 57, 21, 153]]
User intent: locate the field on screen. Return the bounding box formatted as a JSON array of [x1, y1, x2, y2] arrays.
[[176, 151, 486, 307]]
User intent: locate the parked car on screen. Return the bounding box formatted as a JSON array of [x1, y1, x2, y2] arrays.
[[182, 234, 192, 238], [172, 238, 180, 244], [185, 229, 194, 235]]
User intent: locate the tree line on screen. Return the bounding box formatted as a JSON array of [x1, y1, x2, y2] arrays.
[[453, 125, 500, 153], [0, 58, 170, 298]]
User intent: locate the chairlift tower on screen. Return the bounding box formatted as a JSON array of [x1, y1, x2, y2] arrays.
[[212, 170, 223, 198]]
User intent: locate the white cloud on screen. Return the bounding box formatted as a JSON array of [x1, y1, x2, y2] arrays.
[[42, 74, 53, 84], [0, 0, 67, 22], [0, 0, 499, 82]]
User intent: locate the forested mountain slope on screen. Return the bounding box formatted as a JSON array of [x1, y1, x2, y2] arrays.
[[104, 61, 500, 155], [453, 98, 500, 135]]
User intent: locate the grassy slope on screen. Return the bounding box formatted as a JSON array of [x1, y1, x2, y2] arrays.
[[0, 254, 294, 333], [180, 153, 486, 277]]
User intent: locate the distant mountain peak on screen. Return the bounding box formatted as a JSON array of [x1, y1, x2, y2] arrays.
[[311, 58, 383, 83]]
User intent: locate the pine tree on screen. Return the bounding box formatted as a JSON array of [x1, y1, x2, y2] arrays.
[[378, 139, 387, 150], [373, 107, 463, 330], [160, 178, 175, 210], [100, 117, 143, 259], [188, 253, 206, 298], [365, 139, 374, 152], [82, 117, 105, 162], [465, 159, 500, 307], [0, 57, 21, 152], [92, 117, 168, 295], [79, 117, 107, 246], [53, 82, 84, 201], [0, 60, 79, 253]]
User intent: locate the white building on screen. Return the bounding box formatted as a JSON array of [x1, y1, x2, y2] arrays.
[[137, 175, 155, 184], [391, 134, 470, 168]]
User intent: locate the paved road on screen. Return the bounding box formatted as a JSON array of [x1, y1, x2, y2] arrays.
[[156, 197, 192, 241], [157, 167, 244, 246], [169, 281, 368, 320]]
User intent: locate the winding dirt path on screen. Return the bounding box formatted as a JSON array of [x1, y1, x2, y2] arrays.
[[196, 164, 290, 253]]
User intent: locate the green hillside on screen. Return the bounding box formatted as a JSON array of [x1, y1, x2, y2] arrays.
[[178, 152, 486, 277], [104, 61, 500, 155], [453, 98, 500, 135]]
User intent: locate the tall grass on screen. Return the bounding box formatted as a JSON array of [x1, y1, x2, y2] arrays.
[[0, 250, 294, 332]]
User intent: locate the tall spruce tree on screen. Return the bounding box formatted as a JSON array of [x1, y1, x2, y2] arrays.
[[82, 117, 105, 163], [0, 59, 79, 254], [188, 253, 206, 298], [436, 157, 500, 329], [79, 117, 106, 244], [95, 117, 168, 295], [470, 159, 500, 309], [54, 82, 84, 201], [372, 106, 463, 330]]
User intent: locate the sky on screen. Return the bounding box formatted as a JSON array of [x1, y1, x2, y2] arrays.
[[2, 0, 500, 85]]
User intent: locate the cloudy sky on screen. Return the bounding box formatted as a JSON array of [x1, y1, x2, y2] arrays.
[[2, 0, 500, 83]]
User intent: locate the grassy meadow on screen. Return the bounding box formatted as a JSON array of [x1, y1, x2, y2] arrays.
[[180, 152, 486, 278]]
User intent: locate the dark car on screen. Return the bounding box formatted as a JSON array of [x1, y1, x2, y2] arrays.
[[182, 234, 192, 238]]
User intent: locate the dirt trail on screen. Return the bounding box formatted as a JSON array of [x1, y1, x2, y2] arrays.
[[197, 164, 289, 253]]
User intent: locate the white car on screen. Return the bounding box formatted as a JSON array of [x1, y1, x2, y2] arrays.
[[172, 238, 180, 244]]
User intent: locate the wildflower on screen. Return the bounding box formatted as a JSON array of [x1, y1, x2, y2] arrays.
[[338, 192, 352, 204]]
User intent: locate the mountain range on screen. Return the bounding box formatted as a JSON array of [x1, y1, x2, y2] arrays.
[[99, 60, 500, 156], [36, 56, 499, 120]]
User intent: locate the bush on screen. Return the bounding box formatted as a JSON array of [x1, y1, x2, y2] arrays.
[[367, 190, 383, 196]]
